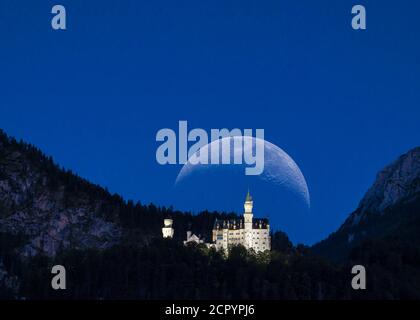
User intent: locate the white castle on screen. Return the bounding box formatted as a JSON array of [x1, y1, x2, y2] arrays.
[[212, 190, 271, 253], [162, 191, 271, 254]]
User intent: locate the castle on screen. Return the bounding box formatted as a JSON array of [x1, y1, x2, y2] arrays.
[[162, 191, 271, 254]]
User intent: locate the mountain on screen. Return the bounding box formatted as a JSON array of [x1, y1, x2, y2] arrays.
[[0, 130, 125, 257], [0, 129, 242, 259], [313, 147, 420, 261], [0, 129, 342, 299], [353, 146, 420, 215], [2, 128, 420, 299]]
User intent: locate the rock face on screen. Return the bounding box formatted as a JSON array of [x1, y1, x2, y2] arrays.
[[0, 133, 121, 257], [359, 147, 420, 213], [344, 147, 420, 228], [313, 147, 420, 261]]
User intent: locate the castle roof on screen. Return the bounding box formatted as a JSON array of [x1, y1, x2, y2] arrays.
[[245, 189, 253, 202], [213, 217, 269, 230], [212, 190, 268, 230]]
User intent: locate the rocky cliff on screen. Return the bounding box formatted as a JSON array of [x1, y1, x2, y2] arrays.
[[0, 131, 121, 257], [360, 147, 420, 212], [313, 147, 420, 261]]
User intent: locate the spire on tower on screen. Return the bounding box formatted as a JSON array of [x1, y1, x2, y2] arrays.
[[245, 189, 252, 202]]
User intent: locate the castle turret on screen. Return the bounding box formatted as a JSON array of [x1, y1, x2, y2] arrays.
[[162, 218, 174, 238], [244, 190, 253, 213], [244, 190, 253, 225], [243, 190, 254, 249]]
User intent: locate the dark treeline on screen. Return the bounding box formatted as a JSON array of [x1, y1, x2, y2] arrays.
[[2, 236, 346, 300], [4, 232, 420, 300]]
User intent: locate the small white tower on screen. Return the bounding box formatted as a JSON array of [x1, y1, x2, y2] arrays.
[[162, 218, 174, 238]]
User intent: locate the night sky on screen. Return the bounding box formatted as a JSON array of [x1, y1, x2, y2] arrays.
[[1, 0, 419, 244]]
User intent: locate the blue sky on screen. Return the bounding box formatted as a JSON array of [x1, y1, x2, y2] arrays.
[[0, 0, 419, 244]]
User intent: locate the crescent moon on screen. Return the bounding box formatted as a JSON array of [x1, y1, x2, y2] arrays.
[[175, 136, 310, 208]]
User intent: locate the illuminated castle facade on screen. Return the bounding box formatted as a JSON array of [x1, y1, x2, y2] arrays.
[[212, 191, 271, 253], [162, 191, 271, 254]]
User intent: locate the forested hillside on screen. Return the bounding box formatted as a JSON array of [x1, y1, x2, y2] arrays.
[[1, 129, 420, 299]]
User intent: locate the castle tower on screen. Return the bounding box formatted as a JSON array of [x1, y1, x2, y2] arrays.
[[243, 190, 253, 248], [162, 218, 174, 238], [244, 190, 253, 214]]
